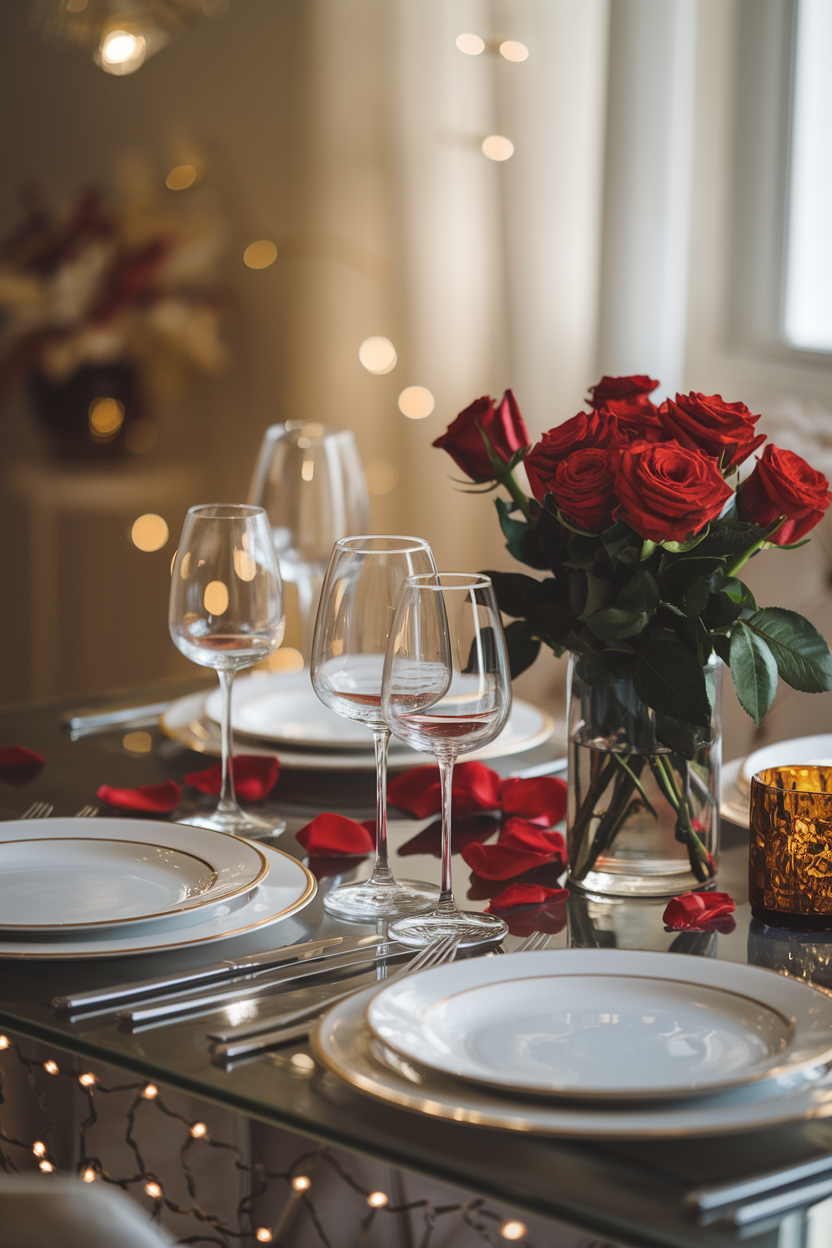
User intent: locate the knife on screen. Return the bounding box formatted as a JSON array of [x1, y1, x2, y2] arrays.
[[115, 942, 413, 1025], [52, 935, 372, 1009]]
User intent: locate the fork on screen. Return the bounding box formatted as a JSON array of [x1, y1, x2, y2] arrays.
[[515, 930, 554, 953], [74, 805, 98, 818], [210, 934, 460, 1059], [21, 801, 53, 820]]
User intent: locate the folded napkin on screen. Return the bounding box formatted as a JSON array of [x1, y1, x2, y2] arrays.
[[499, 775, 567, 825], [387, 762, 502, 819], [0, 745, 45, 786], [485, 883, 570, 937], [663, 891, 736, 933], [184, 755, 280, 802], [96, 781, 181, 813], [398, 815, 500, 859], [461, 819, 566, 880], [296, 813, 375, 856]]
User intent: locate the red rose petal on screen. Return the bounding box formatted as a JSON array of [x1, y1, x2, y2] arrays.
[[486, 883, 569, 911], [387, 761, 502, 819], [461, 841, 561, 881], [96, 781, 181, 813], [663, 891, 735, 931], [399, 816, 500, 858], [0, 746, 45, 769], [499, 776, 567, 825], [184, 755, 280, 802], [295, 813, 374, 856]]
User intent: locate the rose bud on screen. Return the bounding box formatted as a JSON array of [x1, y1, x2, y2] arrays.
[[525, 409, 618, 502], [738, 444, 831, 545], [658, 392, 765, 471], [432, 389, 530, 483], [614, 439, 734, 543], [589, 374, 659, 408], [545, 448, 617, 532]]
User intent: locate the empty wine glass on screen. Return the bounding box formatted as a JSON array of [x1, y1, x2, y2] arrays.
[[310, 536, 439, 920], [249, 422, 370, 658], [170, 504, 286, 838], [382, 573, 512, 947]]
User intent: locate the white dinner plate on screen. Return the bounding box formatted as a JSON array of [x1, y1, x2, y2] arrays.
[[0, 818, 268, 933], [720, 757, 749, 828], [739, 734, 832, 795], [163, 680, 555, 770], [365, 950, 832, 1100], [314, 978, 832, 1139], [0, 841, 315, 958]]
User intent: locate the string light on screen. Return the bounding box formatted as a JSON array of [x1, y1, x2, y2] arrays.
[[0, 1036, 9, 1050], [32, 1142, 46, 1157], [291, 1175, 311, 1192], [43, 1060, 59, 1074], [190, 1122, 207, 1138], [255, 1230, 273, 1243], [78, 1073, 96, 1087], [144, 1181, 162, 1199], [142, 1084, 158, 1099], [82, 1167, 96, 1183], [501, 1220, 528, 1240], [98, 29, 147, 75], [367, 1191, 388, 1207], [39, 1160, 54, 1173]]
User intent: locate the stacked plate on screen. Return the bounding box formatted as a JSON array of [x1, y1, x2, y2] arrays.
[[721, 734, 832, 828], [0, 818, 315, 959], [314, 949, 832, 1137], [161, 668, 556, 771]]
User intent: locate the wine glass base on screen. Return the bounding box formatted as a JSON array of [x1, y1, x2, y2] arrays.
[[323, 879, 438, 922], [390, 910, 508, 949], [177, 810, 287, 840]]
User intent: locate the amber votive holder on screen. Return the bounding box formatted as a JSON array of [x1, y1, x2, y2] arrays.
[[749, 765, 832, 930]]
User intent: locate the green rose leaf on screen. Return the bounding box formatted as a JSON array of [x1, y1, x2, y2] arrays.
[[634, 639, 712, 727], [654, 712, 700, 760], [722, 578, 757, 611], [484, 570, 547, 618], [503, 620, 541, 679], [681, 576, 710, 619], [746, 608, 832, 694], [618, 568, 660, 616], [729, 622, 778, 726], [711, 633, 731, 665], [660, 555, 727, 587], [585, 607, 648, 641]]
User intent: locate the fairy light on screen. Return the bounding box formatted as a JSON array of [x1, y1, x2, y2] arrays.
[[43, 1060, 58, 1074], [0, 1036, 8, 1050], [78, 1073, 96, 1087], [82, 1167, 96, 1183], [39, 1160, 54, 1173], [367, 1191, 388, 1207], [144, 1181, 162, 1199], [255, 1231, 273, 1243], [32, 1142, 45, 1156], [291, 1175, 311, 1192], [142, 1084, 158, 1099], [501, 1220, 528, 1240], [190, 1122, 207, 1138]]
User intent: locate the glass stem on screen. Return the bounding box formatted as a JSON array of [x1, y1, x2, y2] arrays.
[[217, 668, 241, 818], [368, 728, 394, 885], [436, 755, 458, 916]]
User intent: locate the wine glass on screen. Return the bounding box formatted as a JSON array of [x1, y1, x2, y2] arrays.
[[169, 504, 286, 838], [382, 573, 512, 947], [310, 536, 439, 920], [249, 422, 370, 658]]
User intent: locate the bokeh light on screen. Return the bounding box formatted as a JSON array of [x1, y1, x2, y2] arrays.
[[291, 1175, 312, 1192], [500, 40, 529, 61], [123, 731, 152, 755], [166, 165, 197, 190], [190, 1122, 208, 1138], [244, 240, 277, 269], [144, 1181, 162, 1199], [89, 397, 124, 440], [99, 29, 146, 74], [234, 549, 257, 582], [398, 386, 435, 419], [359, 336, 397, 374], [456, 33, 485, 54], [131, 514, 169, 552], [365, 460, 398, 495], [367, 1191, 388, 1208], [265, 647, 304, 673], [500, 1221, 528, 1240], [82, 1167, 96, 1182], [482, 135, 515, 161], [125, 420, 157, 454], [204, 581, 229, 616], [255, 1230, 273, 1243]]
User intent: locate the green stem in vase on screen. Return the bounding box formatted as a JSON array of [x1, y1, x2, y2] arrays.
[[648, 755, 714, 883], [570, 755, 649, 882]]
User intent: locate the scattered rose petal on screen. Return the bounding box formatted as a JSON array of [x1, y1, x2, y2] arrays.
[[399, 816, 500, 858], [96, 781, 181, 813], [486, 883, 569, 911], [0, 745, 45, 787], [184, 755, 280, 802], [387, 761, 502, 819], [499, 776, 567, 825], [663, 891, 735, 932], [296, 813, 374, 856]]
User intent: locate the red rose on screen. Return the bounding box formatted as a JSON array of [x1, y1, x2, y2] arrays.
[[658, 392, 765, 470], [600, 396, 664, 443], [738, 444, 831, 545], [589, 375, 659, 408], [545, 448, 617, 532], [524, 410, 618, 502], [614, 440, 734, 543], [433, 389, 530, 483]]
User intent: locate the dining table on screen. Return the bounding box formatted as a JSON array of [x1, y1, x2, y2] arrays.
[[1, 676, 831, 1248]]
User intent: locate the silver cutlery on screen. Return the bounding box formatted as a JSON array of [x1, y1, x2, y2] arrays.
[[688, 1154, 832, 1225], [52, 934, 382, 1011], [211, 935, 460, 1059], [514, 930, 554, 953], [115, 939, 415, 1025], [21, 801, 53, 819], [74, 805, 98, 818], [63, 701, 171, 738]]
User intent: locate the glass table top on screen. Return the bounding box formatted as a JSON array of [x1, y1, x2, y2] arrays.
[[0, 679, 829, 1248]]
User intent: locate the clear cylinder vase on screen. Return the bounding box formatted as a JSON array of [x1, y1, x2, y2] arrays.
[[566, 654, 722, 897]]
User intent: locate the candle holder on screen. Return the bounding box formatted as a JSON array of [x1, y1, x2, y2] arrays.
[[749, 765, 832, 930]]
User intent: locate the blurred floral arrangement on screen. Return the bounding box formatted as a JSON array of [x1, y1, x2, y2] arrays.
[[0, 175, 229, 411]]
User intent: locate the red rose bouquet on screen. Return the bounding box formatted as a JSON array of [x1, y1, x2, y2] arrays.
[[433, 378, 832, 888]]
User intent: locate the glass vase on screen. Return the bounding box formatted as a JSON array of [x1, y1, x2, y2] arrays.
[[566, 654, 721, 897]]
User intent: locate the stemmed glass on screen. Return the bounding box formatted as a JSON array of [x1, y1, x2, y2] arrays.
[[382, 573, 512, 947], [170, 504, 286, 838], [310, 536, 439, 920]]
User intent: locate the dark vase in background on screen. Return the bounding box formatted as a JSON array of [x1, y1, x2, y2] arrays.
[[29, 362, 141, 461]]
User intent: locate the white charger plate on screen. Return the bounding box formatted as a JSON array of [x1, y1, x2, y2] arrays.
[[365, 950, 832, 1101], [0, 841, 315, 958], [739, 734, 832, 795], [315, 983, 832, 1139], [163, 682, 554, 770], [0, 818, 268, 933]]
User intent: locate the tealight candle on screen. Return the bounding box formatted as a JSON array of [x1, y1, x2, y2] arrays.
[[750, 765, 832, 929]]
